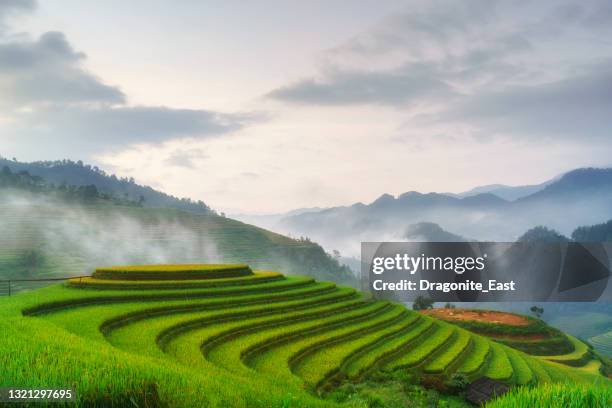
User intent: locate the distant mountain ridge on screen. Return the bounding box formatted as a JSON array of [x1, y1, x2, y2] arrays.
[[449, 182, 550, 201], [404, 222, 469, 242], [274, 167, 612, 256], [0, 158, 213, 214]]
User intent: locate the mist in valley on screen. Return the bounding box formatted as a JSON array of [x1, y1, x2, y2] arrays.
[[0, 189, 220, 279]]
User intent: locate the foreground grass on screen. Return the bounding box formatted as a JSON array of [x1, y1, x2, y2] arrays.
[[1, 274, 609, 408], [0, 287, 334, 407], [487, 383, 612, 408]]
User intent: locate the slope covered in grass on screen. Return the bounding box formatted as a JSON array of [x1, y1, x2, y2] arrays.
[[0, 264, 609, 407], [486, 383, 611, 408], [0, 189, 355, 287]]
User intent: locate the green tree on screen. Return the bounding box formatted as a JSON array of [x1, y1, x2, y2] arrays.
[[413, 295, 434, 311], [530, 305, 544, 318]]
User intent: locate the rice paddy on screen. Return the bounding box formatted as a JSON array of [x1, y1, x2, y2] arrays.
[[0, 264, 609, 407]]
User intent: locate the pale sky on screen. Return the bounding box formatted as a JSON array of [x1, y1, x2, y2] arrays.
[[1, 0, 612, 213]]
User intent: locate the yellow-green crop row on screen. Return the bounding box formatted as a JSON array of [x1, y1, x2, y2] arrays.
[[423, 328, 472, 374], [483, 343, 514, 381], [506, 349, 534, 385], [93, 264, 253, 280], [538, 335, 590, 364], [289, 305, 410, 388], [203, 302, 392, 376], [69, 270, 282, 290], [344, 317, 434, 379], [386, 323, 455, 369], [24, 275, 316, 315], [243, 304, 407, 388], [2, 264, 609, 407], [457, 334, 490, 376]]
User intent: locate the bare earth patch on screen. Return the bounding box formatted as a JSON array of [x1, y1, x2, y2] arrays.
[[420, 308, 531, 326]]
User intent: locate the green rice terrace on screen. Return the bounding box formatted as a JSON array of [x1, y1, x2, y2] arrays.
[[0, 264, 610, 407]]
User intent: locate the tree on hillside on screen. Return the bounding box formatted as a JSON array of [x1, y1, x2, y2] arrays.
[[518, 226, 569, 242], [413, 295, 434, 310], [572, 220, 612, 241], [530, 305, 544, 318]]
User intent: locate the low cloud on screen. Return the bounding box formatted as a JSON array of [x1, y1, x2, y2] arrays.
[[437, 64, 612, 140], [267, 65, 456, 106], [267, 0, 612, 145], [0, 31, 125, 109]]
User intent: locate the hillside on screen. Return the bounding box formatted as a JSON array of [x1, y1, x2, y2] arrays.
[[404, 222, 469, 242], [0, 188, 355, 289], [0, 264, 608, 407], [0, 158, 213, 214]]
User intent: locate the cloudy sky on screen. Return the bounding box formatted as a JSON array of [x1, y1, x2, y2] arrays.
[[1, 0, 611, 213]]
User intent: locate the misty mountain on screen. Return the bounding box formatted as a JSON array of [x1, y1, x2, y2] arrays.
[[517, 226, 570, 242], [450, 181, 551, 201], [404, 222, 469, 242], [231, 207, 326, 231], [519, 168, 612, 202], [276, 167, 612, 256], [0, 158, 213, 214]]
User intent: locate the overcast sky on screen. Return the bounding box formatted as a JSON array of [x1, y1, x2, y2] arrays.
[[1, 0, 611, 213]]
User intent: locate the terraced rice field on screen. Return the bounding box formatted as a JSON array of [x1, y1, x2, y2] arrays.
[[1, 264, 608, 407]]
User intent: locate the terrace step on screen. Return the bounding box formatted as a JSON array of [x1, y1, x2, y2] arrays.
[[344, 317, 435, 380], [203, 302, 396, 376], [68, 271, 283, 290], [457, 334, 491, 377], [483, 343, 514, 381], [385, 323, 455, 369], [24, 275, 316, 315], [423, 328, 472, 374], [507, 350, 534, 385]]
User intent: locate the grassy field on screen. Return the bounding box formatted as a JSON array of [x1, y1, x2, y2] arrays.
[[0, 264, 609, 407], [487, 383, 611, 408]]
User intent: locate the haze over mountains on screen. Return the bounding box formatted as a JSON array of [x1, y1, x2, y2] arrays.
[[0, 158, 213, 214], [4, 157, 611, 260], [237, 168, 612, 257]]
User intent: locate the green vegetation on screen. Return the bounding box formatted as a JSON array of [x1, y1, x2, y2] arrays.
[[1, 164, 142, 207], [0, 264, 609, 407], [0, 187, 355, 286], [441, 310, 575, 356], [423, 329, 471, 374], [412, 295, 434, 310], [92, 264, 253, 280], [483, 344, 514, 381], [539, 335, 591, 365], [457, 335, 490, 375], [487, 383, 611, 408]]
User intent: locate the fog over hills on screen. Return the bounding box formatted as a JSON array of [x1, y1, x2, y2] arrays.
[[0, 158, 213, 215], [251, 168, 612, 257]]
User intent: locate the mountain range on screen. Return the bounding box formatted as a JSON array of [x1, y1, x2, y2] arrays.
[[253, 168, 612, 256]]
